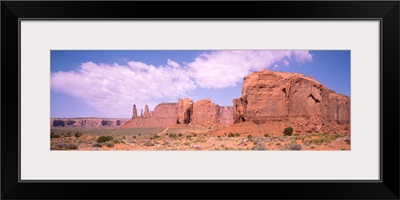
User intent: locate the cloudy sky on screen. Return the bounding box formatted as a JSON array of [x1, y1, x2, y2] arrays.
[[51, 50, 350, 118]]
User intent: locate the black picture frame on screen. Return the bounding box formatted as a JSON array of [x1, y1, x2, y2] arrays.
[[2, 1, 399, 199]]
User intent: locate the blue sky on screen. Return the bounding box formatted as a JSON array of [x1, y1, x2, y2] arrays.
[[51, 50, 350, 118]]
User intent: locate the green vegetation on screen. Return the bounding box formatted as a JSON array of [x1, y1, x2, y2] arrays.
[[283, 126, 293, 136], [55, 143, 78, 150], [149, 134, 160, 140], [74, 132, 83, 138], [234, 133, 240, 137], [309, 133, 341, 146], [97, 136, 113, 143], [247, 134, 253, 140], [104, 141, 114, 148], [50, 132, 61, 138], [92, 143, 102, 148], [264, 133, 270, 138], [228, 133, 235, 137], [113, 139, 121, 144], [287, 144, 302, 150]]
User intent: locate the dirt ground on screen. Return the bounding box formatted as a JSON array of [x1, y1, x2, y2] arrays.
[[50, 124, 350, 151]]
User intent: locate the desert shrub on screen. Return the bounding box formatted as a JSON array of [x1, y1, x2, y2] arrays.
[[247, 134, 253, 140], [186, 135, 192, 139], [276, 142, 281, 146], [51, 133, 60, 138], [97, 136, 113, 143], [252, 143, 266, 150], [93, 143, 102, 148], [150, 134, 160, 140], [113, 139, 121, 144], [169, 133, 178, 138], [264, 134, 270, 138], [74, 132, 83, 138], [57, 143, 78, 150], [104, 141, 114, 148], [234, 133, 240, 137], [283, 126, 293, 136], [132, 136, 137, 139], [178, 133, 182, 137], [65, 132, 71, 137], [253, 140, 258, 145], [218, 135, 221, 138], [288, 144, 302, 150], [193, 134, 197, 137], [228, 133, 235, 137]]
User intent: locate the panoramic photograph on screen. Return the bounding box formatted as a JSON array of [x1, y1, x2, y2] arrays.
[[50, 50, 350, 151]]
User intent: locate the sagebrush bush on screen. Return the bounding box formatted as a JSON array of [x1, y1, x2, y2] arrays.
[[105, 141, 114, 148], [74, 132, 83, 138], [93, 143, 102, 148], [283, 126, 293, 136], [57, 143, 78, 150], [247, 134, 253, 140], [51, 133, 61, 138], [113, 139, 121, 144], [288, 144, 302, 150], [234, 133, 240, 137], [228, 133, 235, 137], [97, 136, 113, 143], [264, 133, 270, 138]]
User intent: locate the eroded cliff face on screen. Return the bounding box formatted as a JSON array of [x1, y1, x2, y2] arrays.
[[51, 118, 129, 128], [219, 106, 233, 125], [233, 69, 350, 133], [177, 98, 194, 124], [124, 103, 179, 128], [192, 99, 220, 126]]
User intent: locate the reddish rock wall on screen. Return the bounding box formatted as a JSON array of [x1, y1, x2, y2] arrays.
[[233, 69, 350, 133], [219, 106, 233, 125], [192, 99, 220, 126], [177, 98, 194, 124]]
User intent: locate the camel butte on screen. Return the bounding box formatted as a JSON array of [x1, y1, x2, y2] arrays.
[[50, 69, 350, 150]]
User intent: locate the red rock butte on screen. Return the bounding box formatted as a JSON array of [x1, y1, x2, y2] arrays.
[[233, 69, 350, 134]]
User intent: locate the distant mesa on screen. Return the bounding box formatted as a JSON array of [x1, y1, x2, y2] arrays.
[[51, 69, 350, 134], [50, 118, 129, 128]]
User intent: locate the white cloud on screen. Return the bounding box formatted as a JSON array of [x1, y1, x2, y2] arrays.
[[282, 59, 290, 66], [51, 51, 313, 117], [167, 59, 180, 68], [186, 50, 313, 88], [51, 61, 196, 117]]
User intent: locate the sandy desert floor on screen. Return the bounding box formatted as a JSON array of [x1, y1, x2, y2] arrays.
[[50, 125, 350, 151]]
